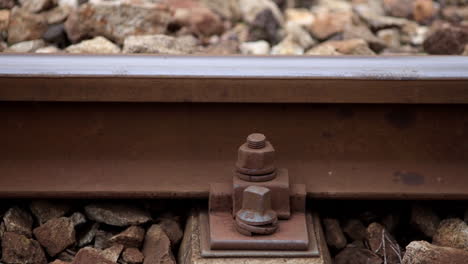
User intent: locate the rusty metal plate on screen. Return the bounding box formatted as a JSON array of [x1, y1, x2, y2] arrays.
[[200, 209, 319, 257], [0, 103, 467, 199]]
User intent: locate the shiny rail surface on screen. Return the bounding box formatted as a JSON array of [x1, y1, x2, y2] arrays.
[[0, 55, 467, 199], [0, 55, 468, 103]]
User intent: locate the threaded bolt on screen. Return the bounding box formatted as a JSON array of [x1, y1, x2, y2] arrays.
[[247, 133, 266, 149]]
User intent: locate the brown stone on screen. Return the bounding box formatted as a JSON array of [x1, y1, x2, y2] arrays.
[[343, 219, 367, 241], [3, 206, 33, 237], [50, 260, 71, 264], [109, 225, 145, 248], [0, 9, 9, 34], [0, 0, 15, 9], [323, 218, 347, 249], [367, 222, 402, 264], [383, 0, 413, 18], [412, 0, 435, 23], [159, 217, 184, 246], [65, 0, 172, 44], [309, 8, 351, 40], [324, 39, 375, 55], [343, 22, 386, 52], [30, 200, 71, 225], [433, 218, 468, 250], [20, 0, 53, 13], [171, 0, 224, 37], [33, 217, 76, 257], [410, 203, 440, 238], [2, 232, 47, 264], [122, 248, 144, 264], [403, 240, 468, 264], [101, 244, 124, 262], [142, 224, 176, 264], [334, 247, 382, 264], [423, 23, 468, 54], [44, 6, 72, 24], [72, 247, 115, 264], [84, 203, 151, 227], [7, 7, 48, 45]]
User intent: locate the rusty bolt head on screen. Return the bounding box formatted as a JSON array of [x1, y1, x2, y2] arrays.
[[236, 186, 277, 226], [235, 133, 275, 176]]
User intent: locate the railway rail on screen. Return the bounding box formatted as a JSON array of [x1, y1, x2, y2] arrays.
[[0, 54, 468, 199]]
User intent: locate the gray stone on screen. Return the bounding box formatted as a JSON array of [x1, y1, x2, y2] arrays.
[[343, 22, 386, 52], [70, 212, 87, 227], [1, 232, 47, 264], [433, 218, 468, 250], [30, 200, 71, 225], [77, 222, 99, 247], [284, 21, 316, 49], [410, 203, 440, 238], [65, 0, 172, 44], [403, 240, 468, 264], [43, 23, 69, 48], [306, 44, 343, 55], [94, 229, 115, 249], [240, 40, 270, 55], [3, 206, 33, 237], [343, 219, 367, 241], [400, 22, 428, 46], [84, 203, 151, 227], [33, 217, 76, 257], [66, 36, 121, 53], [323, 218, 347, 249], [5, 39, 46, 53], [142, 225, 176, 264], [239, 0, 283, 25], [354, 4, 408, 30], [377, 28, 400, 48], [56, 249, 76, 262], [36, 46, 62, 53], [7, 7, 48, 45], [109, 225, 145, 249], [123, 34, 197, 54], [248, 8, 281, 43]]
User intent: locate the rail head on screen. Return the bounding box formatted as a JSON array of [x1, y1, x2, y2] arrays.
[[0, 54, 468, 79], [0, 54, 467, 103]]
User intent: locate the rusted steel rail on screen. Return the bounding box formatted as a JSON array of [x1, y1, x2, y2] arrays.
[[0, 55, 467, 199]]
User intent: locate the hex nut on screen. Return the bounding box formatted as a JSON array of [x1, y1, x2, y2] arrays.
[[235, 134, 275, 176]]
